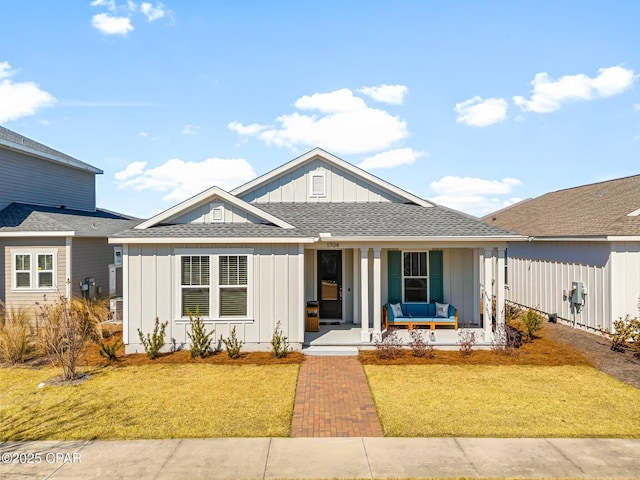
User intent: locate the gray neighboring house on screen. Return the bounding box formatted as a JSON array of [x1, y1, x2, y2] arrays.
[[483, 174, 640, 333], [112, 148, 523, 353], [0, 126, 138, 311]]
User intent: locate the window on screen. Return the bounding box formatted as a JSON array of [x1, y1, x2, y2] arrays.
[[181, 256, 210, 316], [403, 251, 428, 302], [37, 254, 54, 288], [178, 251, 252, 319], [309, 170, 326, 197], [219, 255, 248, 316], [13, 251, 56, 290], [113, 247, 123, 267]]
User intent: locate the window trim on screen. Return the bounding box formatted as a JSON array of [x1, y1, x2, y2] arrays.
[[210, 203, 225, 223], [309, 170, 326, 198], [174, 248, 253, 322], [36, 253, 55, 289], [401, 250, 430, 303], [11, 250, 57, 291]]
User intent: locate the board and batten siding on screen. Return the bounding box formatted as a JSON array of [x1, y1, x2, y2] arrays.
[[0, 148, 96, 211], [506, 241, 613, 331], [1, 237, 67, 311], [124, 243, 304, 353], [609, 242, 640, 323], [71, 238, 119, 298], [240, 158, 403, 204], [171, 201, 264, 224]]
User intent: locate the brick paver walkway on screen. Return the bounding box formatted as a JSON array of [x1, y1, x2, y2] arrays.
[[291, 356, 383, 437]]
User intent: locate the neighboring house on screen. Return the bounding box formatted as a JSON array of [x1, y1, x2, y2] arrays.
[[0, 126, 138, 311], [482, 175, 640, 333], [111, 148, 522, 353]]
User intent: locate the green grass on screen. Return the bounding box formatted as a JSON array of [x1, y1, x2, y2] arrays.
[[0, 364, 299, 440], [365, 365, 640, 437]]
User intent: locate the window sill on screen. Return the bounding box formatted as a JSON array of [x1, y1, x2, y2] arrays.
[[10, 287, 58, 293], [175, 318, 254, 324]]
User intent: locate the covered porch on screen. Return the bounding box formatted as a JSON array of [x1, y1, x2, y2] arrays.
[[302, 245, 507, 348]]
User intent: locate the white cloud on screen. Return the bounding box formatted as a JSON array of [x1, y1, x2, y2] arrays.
[[428, 176, 522, 216], [181, 124, 199, 135], [229, 88, 409, 155], [126, 1, 137, 12], [358, 148, 425, 170], [91, 0, 116, 11], [92, 13, 134, 35], [140, 2, 169, 22], [634, 103, 640, 112], [358, 84, 408, 105], [0, 62, 56, 123], [455, 96, 508, 127], [513, 66, 636, 113], [115, 157, 257, 202]]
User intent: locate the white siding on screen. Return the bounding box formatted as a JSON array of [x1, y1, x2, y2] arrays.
[[171, 201, 264, 224], [610, 242, 640, 322], [0, 148, 96, 211], [240, 158, 404, 204], [506, 241, 613, 331], [125, 243, 304, 353]]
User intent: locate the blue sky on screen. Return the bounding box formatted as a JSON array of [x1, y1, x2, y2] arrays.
[[1, 0, 639, 218]]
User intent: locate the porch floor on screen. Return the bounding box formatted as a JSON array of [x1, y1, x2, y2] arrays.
[[304, 323, 489, 348]]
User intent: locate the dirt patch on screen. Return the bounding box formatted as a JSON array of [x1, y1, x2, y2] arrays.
[[43, 372, 91, 387], [544, 321, 640, 389]]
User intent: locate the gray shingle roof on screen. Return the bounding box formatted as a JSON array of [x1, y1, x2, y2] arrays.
[[0, 203, 140, 236], [0, 126, 102, 174], [112, 202, 516, 239], [482, 175, 640, 237]]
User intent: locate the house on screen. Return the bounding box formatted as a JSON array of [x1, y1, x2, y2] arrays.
[[0, 126, 138, 311], [482, 175, 640, 333], [111, 148, 523, 353]]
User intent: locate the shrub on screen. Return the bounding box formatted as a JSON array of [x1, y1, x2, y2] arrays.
[[0, 302, 32, 364], [408, 329, 434, 358], [457, 328, 477, 357], [374, 328, 403, 360], [187, 309, 214, 358], [221, 326, 244, 359], [138, 317, 168, 360], [270, 321, 290, 358], [37, 295, 102, 380], [521, 308, 544, 342], [94, 336, 123, 362], [504, 302, 523, 323], [603, 316, 640, 353], [492, 321, 522, 355]]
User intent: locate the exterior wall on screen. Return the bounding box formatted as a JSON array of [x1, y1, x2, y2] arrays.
[[71, 238, 119, 298], [0, 148, 96, 211], [506, 241, 613, 331], [1, 237, 67, 311], [240, 158, 403, 204], [171, 201, 263, 224], [443, 249, 476, 326], [610, 242, 640, 322], [125, 243, 304, 353]]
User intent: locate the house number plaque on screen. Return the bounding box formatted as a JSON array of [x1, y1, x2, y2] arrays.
[[326, 242, 340, 248]]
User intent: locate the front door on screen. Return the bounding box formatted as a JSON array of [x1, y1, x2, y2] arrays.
[[317, 250, 342, 319]]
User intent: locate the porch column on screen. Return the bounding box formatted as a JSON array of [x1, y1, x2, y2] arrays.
[[496, 247, 506, 326], [483, 247, 494, 342], [353, 248, 360, 325], [360, 248, 371, 342], [372, 248, 382, 335], [473, 248, 480, 326]]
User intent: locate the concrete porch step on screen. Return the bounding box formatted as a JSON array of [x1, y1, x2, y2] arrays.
[[302, 345, 360, 356]]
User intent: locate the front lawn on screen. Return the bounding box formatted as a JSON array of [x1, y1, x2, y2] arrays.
[[0, 364, 299, 441], [365, 365, 640, 437]]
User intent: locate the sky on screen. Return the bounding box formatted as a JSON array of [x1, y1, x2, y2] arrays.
[[1, 0, 639, 219]]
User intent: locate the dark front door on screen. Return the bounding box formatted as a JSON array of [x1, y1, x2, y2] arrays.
[[317, 250, 342, 319]]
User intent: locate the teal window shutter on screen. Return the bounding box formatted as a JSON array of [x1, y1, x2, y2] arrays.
[[387, 250, 402, 303], [429, 250, 444, 303]]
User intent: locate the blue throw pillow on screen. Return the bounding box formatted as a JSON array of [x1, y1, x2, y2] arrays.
[[435, 302, 449, 318]]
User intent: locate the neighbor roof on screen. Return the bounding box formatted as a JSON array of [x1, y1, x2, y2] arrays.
[[482, 174, 640, 237], [0, 126, 102, 174], [0, 203, 139, 237]]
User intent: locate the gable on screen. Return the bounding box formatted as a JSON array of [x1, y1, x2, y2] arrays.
[[233, 149, 432, 206], [170, 198, 266, 225]]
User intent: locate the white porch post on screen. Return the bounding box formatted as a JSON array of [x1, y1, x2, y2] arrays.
[[473, 248, 480, 327], [373, 247, 382, 335], [360, 247, 371, 342], [353, 248, 360, 325], [496, 247, 506, 327], [483, 247, 494, 342]]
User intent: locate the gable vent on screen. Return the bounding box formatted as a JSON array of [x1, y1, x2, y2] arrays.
[[309, 170, 326, 197]]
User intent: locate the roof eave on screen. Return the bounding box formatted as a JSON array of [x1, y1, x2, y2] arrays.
[[108, 236, 317, 244], [0, 138, 102, 174]]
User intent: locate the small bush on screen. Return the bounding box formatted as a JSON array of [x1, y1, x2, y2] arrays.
[[504, 302, 523, 323], [458, 328, 477, 357], [521, 308, 544, 342], [492, 322, 522, 355], [271, 321, 290, 358], [0, 302, 32, 364], [603, 316, 640, 353], [408, 329, 434, 358], [187, 310, 214, 358], [221, 326, 244, 359], [374, 328, 403, 360], [138, 317, 168, 360], [94, 336, 123, 362]]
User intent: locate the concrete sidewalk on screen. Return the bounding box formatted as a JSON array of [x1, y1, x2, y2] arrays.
[[1, 437, 639, 479]]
